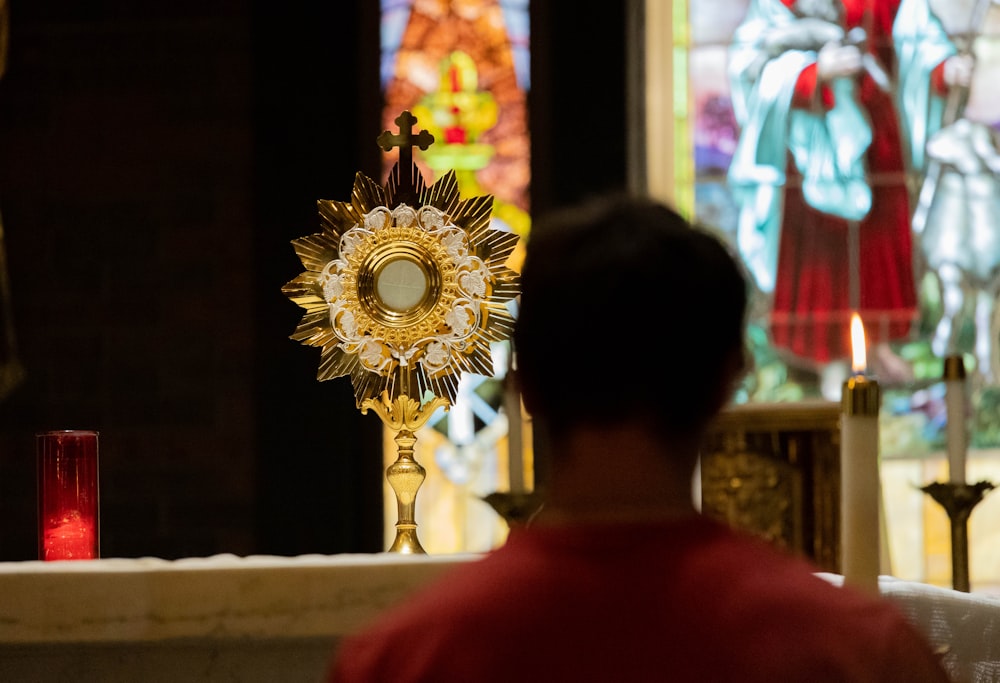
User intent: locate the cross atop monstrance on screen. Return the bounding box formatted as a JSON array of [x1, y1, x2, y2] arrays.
[[377, 110, 435, 208]]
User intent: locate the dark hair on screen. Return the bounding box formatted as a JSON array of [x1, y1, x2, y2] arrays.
[[513, 193, 748, 437]]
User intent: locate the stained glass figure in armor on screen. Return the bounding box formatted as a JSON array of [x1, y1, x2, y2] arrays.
[[908, 0, 1000, 385]]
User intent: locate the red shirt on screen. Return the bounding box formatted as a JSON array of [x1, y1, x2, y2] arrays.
[[329, 516, 950, 682]]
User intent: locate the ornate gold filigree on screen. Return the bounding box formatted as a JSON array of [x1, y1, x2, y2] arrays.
[[359, 394, 449, 432], [282, 163, 520, 410]]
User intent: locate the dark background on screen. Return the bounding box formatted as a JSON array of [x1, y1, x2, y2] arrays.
[[0, 0, 629, 560]]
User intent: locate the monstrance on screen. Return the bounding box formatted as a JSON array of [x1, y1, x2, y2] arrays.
[[282, 111, 521, 553]]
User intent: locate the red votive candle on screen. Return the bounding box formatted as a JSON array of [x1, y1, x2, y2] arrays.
[[37, 430, 100, 561]]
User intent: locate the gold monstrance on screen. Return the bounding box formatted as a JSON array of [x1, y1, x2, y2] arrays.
[[282, 111, 521, 553]]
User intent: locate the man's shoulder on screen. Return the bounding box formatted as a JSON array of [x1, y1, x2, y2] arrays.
[[329, 525, 949, 683]]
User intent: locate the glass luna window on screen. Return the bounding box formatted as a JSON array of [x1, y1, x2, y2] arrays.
[[379, 0, 531, 553]]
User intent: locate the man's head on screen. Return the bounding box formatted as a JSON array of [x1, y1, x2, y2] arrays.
[[513, 193, 748, 440]]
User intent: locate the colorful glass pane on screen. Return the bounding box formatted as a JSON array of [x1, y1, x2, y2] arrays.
[[680, 0, 1000, 592], [379, 0, 532, 553]]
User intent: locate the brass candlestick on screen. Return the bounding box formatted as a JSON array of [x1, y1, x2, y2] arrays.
[[920, 480, 995, 592], [483, 491, 545, 530]]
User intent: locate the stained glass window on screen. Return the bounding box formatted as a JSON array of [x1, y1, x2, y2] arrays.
[[379, 0, 531, 553], [668, 0, 1000, 592]]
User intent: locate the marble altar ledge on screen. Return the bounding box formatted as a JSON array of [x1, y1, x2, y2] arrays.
[[0, 552, 477, 644]]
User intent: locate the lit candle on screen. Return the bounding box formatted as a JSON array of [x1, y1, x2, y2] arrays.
[[37, 430, 100, 561], [840, 314, 881, 594], [943, 355, 967, 485], [44, 512, 98, 560]]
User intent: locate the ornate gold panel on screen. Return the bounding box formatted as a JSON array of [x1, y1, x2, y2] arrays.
[[700, 401, 841, 572]]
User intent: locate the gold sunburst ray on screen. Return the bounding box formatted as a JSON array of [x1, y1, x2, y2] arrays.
[[290, 233, 340, 274], [318, 349, 356, 383], [307, 327, 341, 349], [385, 161, 428, 208], [481, 322, 514, 345], [351, 172, 386, 213], [426, 372, 460, 403], [281, 272, 317, 297], [290, 311, 330, 342], [282, 290, 323, 312], [481, 230, 520, 265], [285, 151, 520, 410], [492, 316, 514, 335], [317, 200, 360, 238], [488, 280, 520, 303], [422, 170, 460, 214], [281, 273, 326, 302], [359, 372, 390, 404], [288, 312, 324, 338], [465, 350, 495, 377], [452, 195, 495, 238]]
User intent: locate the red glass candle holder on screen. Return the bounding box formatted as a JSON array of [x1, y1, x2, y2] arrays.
[[37, 430, 100, 560]]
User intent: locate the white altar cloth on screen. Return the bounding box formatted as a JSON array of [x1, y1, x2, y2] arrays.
[[821, 574, 1000, 683]]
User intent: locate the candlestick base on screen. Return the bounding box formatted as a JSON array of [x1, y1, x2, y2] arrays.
[[483, 491, 545, 530], [920, 480, 995, 592]]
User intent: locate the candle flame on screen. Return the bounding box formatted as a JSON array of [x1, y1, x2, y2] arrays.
[[850, 313, 866, 374]]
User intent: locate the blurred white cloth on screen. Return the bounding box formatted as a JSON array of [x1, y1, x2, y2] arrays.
[[821, 573, 1000, 682]]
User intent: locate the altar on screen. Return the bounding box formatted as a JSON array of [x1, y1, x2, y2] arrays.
[[0, 553, 470, 683], [1, 553, 999, 682]]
